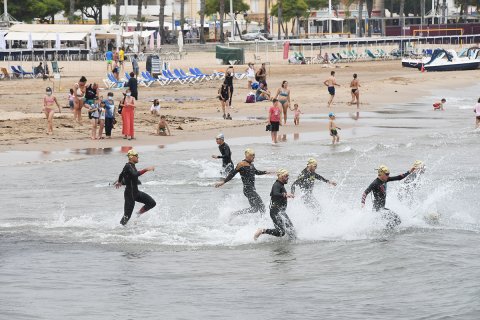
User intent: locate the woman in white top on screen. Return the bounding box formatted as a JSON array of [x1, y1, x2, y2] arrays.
[[246, 62, 255, 89]]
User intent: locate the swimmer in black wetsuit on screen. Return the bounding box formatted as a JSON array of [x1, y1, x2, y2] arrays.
[[254, 169, 295, 240], [215, 148, 271, 215], [211, 133, 234, 177], [291, 158, 337, 211], [361, 164, 415, 229], [115, 149, 156, 226]]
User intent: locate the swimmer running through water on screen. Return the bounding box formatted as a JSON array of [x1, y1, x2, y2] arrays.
[[211, 133, 234, 176], [291, 158, 337, 211], [215, 148, 272, 215], [361, 164, 415, 229], [115, 149, 156, 226], [254, 169, 295, 240]]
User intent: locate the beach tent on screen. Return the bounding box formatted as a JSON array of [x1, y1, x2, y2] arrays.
[[215, 45, 244, 65]]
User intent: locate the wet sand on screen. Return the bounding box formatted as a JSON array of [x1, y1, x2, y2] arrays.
[[0, 51, 478, 152]]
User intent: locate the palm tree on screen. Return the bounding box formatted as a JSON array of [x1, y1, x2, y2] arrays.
[[277, 0, 282, 40], [264, 0, 268, 32], [220, 0, 225, 43], [366, 0, 373, 36], [159, 0, 166, 44], [115, 0, 121, 24], [69, 0, 75, 24], [180, 0, 185, 34], [137, 0, 143, 31], [199, 0, 206, 43], [399, 0, 405, 35], [358, 0, 364, 37]]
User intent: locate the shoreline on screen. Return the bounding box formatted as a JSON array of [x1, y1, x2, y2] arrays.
[[1, 56, 479, 153]]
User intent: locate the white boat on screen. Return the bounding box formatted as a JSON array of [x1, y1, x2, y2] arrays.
[[421, 47, 480, 72]]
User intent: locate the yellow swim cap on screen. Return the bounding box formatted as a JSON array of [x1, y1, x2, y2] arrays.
[[127, 149, 139, 158], [413, 160, 424, 169], [307, 158, 317, 166], [245, 148, 255, 156], [377, 165, 390, 175], [277, 168, 289, 178]]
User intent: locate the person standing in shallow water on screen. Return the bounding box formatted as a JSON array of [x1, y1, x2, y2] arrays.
[[215, 148, 271, 216], [211, 133, 234, 177], [115, 149, 156, 226], [324, 71, 340, 108], [254, 169, 295, 241]]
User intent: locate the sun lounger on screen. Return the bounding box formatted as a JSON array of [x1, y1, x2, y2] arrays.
[[107, 73, 125, 89], [17, 66, 35, 78], [188, 67, 210, 81], [173, 68, 197, 83], [1, 67, 13, 80], [10, 66, 24, 78]]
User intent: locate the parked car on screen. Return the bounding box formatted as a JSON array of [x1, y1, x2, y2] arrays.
[[242, 31, 273, 41]]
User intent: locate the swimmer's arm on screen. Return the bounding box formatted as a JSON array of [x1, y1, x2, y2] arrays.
[[323, 80, 328, 86], [361, 182, 375, 206], [387, 171, 410, 182], [217, 169, 238, 186], [255, 169, 267, 175], [314, 173, 329, 183]]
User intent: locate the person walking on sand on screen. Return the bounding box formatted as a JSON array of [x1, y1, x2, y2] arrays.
[[88, 96, 100, 140], [224, 65, 234, 108], [328, 112, 340, 144], [433, 98, 446, 111], [324, 71, 340, 108], [104, 92, 116, 139], [211, 133, 234, 177], [474, 97, 480, 129], [97, 100, 106, 139], [121, 89, 136, 140], [291, 158, 337, 211], [218, 82, 231, 119], [254, 169, 295, 241], [268, 99, 282, 144], [105, 49, 114, 72], [43, 87, 61, 135], [350, 73, 360, 108], [115, 149, 156, 226], [131, 54, 140, 77], [73, 76, 87, 124], [246, 62, 255, 89], [125, 72, 138, 100], [215, 148, 271, 216], [274, 80, 291, 125], [361, 164, 415, 229]]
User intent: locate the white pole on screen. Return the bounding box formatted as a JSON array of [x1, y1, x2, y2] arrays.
[[328, 0, 332, 36], [230, 0, 234, 39], [4, 0, 7, 17]]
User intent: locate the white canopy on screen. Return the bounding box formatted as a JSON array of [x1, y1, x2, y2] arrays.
[[122, 30, 155, 39], [5, 31, 87, 41]]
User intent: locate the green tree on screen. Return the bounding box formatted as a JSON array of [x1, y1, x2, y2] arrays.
[[271, 0, 308, 38], [63, 0, 114, 24], [205, 0, 249, 15], [4, 0, 64, 23]]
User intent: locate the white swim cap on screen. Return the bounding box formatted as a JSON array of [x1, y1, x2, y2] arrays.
[[245, 148, 255, 156], [377, 165, 390, 175], [307, 158, 317, 166], [413, 160, 424, 169], [216, 133, 224, 140], [277, 168, 289, 178], [127, 149, 139, 158]]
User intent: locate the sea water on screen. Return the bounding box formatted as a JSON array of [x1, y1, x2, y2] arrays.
[[1, 87, 479, 319]]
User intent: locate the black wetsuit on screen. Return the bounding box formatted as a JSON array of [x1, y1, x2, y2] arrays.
[[224, 73, 234, 105], [361, 171, 410, 229], [216, 142, 234, 176], [291, 168, 330, 211], [118, 162, 156, 225], [223, 159, 266, 215], [264, 180, 295, 238]]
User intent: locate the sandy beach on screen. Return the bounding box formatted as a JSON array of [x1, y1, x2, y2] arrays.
[[1, 52, 478, 152]]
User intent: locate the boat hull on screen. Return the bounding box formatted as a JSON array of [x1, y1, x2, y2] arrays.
[[422, 61, 480, 71]]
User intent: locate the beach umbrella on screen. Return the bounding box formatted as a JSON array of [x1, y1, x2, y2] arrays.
[[0, 32, 6, 50], [116, 33, 121, 49], [149, 33, 154, 50], [133, 32, 139, 53], [55, 33, 61, 50], [156, 32, 161, 50], [177, 32, 183, 52], [27, 32, 33, 50], [90, 32, 98, 51]]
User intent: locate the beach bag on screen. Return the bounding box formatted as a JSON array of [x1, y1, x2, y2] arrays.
[[118, 97, 126, 114], [245, 93, 255, 103]]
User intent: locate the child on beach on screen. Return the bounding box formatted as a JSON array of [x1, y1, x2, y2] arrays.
[[433, 98, 446, 111], [474, 97, 480, 129], [150, 99, 161, 116], [292, 103, 302, 126], [97, 100, 106, 139], [328, 112, 340, 144], [88, 97, 100, 140], [43, 87, 61, 135], [156, 115, 171, 136], [68, 89, 75, 111]]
